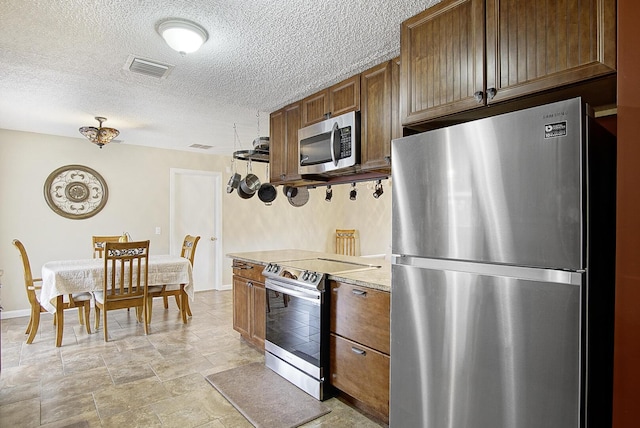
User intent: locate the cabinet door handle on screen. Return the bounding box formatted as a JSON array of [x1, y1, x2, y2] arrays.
[[351, 346, 366, 356], [486, 87, 497, 101], [351, 289, 367, 296], [247, 281, 253, 288], [474, 91, 484, 103]]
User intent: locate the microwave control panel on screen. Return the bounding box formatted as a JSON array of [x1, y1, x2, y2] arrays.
[[339, 126, 352, 159]]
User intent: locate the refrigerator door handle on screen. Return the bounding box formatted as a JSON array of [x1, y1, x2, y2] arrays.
[[393, 255, 583, 286]]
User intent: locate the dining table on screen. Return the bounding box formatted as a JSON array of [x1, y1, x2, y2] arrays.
[[41, 254, 193, 346]]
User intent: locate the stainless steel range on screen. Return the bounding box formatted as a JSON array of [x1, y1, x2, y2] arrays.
[[262, 258, 380, 400]]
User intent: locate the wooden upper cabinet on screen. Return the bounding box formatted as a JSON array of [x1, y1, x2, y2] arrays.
[[391, 57, 402, 142], [485, 0, 617, 104], [400, 0, 486, 125], [329, 75, 361, 118], [302, 75, 361, 127], [301, 91, 328, 128], [284, 103, 302, 182], [360, 60, 393, 171], [269, 108, 286, 183], [269, 102, 301, 184], [401, 0, 617, 126]]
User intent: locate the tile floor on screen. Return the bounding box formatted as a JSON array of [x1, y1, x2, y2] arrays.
[[0, 290, 385, 427]]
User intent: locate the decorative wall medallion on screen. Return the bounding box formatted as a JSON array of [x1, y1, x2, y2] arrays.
[[43, 165, 108, 219]]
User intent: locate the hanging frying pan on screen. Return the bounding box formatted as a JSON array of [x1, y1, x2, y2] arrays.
[[258, 183, 277, 205], [226, 172, 241, 193], [257, 164, 276, 205], [288, 186, 309, 207]]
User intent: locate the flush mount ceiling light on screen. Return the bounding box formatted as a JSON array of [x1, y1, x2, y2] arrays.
[[79, 117, 119, 149], [157, 19, 208, 55]]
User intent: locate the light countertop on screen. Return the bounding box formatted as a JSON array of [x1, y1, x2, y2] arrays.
[[227, 250, 391, 292]]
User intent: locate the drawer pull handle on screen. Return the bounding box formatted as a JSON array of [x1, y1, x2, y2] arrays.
[[351, 347, 366, 356], [351, 289, 367, 296], [233, 263, 253, 270]]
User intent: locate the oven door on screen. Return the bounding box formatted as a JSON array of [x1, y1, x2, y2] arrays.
[[264, 279, 325, 379]]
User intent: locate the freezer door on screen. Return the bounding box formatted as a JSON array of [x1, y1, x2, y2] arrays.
[[390, 262, 581, 428], [392, 98, 584, 270]]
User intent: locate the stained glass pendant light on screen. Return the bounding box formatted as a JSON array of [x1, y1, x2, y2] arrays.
[[79, 117, 119, 148]]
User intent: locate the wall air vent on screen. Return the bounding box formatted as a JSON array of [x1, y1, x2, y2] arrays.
[[189, 144, 213, 150], [123, 54, 174, 79]]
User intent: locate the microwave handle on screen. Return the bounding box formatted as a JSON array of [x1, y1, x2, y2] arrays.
[[330, 122, 340, 167]]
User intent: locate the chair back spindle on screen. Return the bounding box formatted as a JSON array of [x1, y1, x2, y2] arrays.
[[92, 235, 122, 258], [335, 229, 357, 256]]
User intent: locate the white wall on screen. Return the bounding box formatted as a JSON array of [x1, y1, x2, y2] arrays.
[[0, 129, 391, 314]]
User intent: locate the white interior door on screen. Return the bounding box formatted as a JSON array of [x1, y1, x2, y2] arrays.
[[170, 169, 222, 291]]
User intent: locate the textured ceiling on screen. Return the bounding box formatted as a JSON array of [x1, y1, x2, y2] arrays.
[[0, 0, 440, 155]]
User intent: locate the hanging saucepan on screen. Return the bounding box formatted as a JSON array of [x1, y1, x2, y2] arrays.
[[283, 185, 298, 199], [239, 160, 261, 197], [237, 185, 255, 199], [226, 172, 241, 193], [240, 173, 261, 195], [288, 186, 309, 207], [258, 183, 277, 205]]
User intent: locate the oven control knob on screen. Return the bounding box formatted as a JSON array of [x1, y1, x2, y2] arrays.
[[310, 273, 318, 282], [302, 272, 309, 281]]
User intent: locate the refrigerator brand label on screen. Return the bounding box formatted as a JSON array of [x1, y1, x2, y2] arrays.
[[544, 121, 567, 138]]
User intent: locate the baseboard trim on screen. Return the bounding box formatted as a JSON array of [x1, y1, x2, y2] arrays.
[[1, 309, 31, 319]]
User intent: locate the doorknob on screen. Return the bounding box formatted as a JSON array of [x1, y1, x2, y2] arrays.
[[210, 237, 217, 241]]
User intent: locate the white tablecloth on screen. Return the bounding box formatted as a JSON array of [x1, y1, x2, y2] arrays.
[[40, 255, 193, 313]]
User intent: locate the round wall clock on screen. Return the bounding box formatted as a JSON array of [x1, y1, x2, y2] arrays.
[[43, 164, 108, 219]]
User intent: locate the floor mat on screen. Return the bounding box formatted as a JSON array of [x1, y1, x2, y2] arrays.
[[205, 362, 330, 428]]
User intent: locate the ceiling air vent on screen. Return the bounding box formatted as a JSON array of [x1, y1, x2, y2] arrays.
[[189, 144, 213, 150], [123, 54, 174, 79]]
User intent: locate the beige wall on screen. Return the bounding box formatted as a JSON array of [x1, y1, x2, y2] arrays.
[[0, 129, 391, 315]]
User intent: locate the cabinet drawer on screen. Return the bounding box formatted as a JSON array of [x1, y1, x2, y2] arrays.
[[330, 281, 390, 354], [232, 260, 265, 282], [330, 333, 389, 417]]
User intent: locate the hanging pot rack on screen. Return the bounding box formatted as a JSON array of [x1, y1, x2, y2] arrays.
[[233, 111, 270, 163], [232, 147, 269, 163]]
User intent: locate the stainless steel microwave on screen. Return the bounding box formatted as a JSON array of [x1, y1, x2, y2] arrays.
[[298, 111, 360, 174]]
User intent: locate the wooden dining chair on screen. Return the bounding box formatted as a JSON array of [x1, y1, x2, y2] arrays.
[[12, 239, 92, 343], [94, 240, 150, 341], [335, 229, 357, 256], [146, 235, 200, 323], [92, 235, 123, 258]]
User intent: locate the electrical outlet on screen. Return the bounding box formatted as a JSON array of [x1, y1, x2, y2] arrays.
[[155, 227, 161, 235]]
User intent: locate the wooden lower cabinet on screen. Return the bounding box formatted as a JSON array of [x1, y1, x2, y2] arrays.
[[232, 260, 266, 350], [329, 280, 390, 422], [330, 334, 390, 420]]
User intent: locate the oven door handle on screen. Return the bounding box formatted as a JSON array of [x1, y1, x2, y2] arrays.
[[266, 281, 321, 304]]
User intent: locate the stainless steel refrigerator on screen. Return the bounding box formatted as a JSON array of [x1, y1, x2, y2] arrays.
[[390, 98, 616, 428]]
